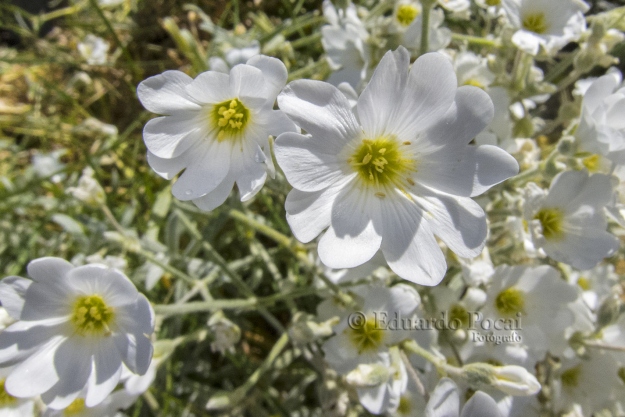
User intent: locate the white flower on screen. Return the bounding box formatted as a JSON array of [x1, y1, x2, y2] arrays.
[[31, 150, 66, 183], [425, 378, 504, 417], [502, 0, 589, 56], [0, 257, 154, 409], [523, 170, 619, 270], [481, 265, 578, 356], [321, 0, 370, 89], [137, 56, 298, 211], [401, 6, 452, 54], [554, 352, 624, 415], [566, 264, 619, 311], [77, 35, 110, 65], [66, 167, 106, 207], [575, 68, 625, 165], [207, 311, 241, 354], [274, 47, 518, 285], [345, 349, 408, 415], [0, 367, 35, 417], [208, 41, 260, 74], [322, 284, 420, 373]]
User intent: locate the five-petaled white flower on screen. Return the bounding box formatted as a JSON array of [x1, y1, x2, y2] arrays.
[[524, 169, 619, 270], [137, 56, 298, 211], [274, 47, 518, 285], [502, 0, 589, 56], [0, 257, 154, 410]]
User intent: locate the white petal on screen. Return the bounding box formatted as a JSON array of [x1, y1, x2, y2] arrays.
[[470, 145, 519, 197], [137, 71, 201, 115], [230, 64, 268, 107], [284, 180, 348, 243], [0, 320, 68, 366], [113, 295, 154, 375], [40, 337, 93, 409], [357, 47, 410, 138], [27, 257, 73, 285], [413, 186, 487, 258], [20, 280, 72, 321], [142, 115, 202, 159], [544, 228, 619, 270], [277, 80, 361, 151], [257, 109, 299, 137], [192, 173, 235, 212], [511, 30, 541, 56], [544, 170, 614, 212], [275, 132, 347, 192], [171, 141, 231, 200], [86, 338, 123, 407], [66, 266, 138, 308], [378, 196, 446, 286], [246, 55, 288, 100], [423, 86, 494, 147], [583, 70, 621, 113], [318, 188, 382, 269], [425, 378, 459, 417], [391, 52, 458, 139], [5, 336, 65, 397], [146, 150, 190, 180], [460, 391, 502, 417], [236, 165, 267, 202], [0, 277, 32, 319], [184, 71, 232, 104]]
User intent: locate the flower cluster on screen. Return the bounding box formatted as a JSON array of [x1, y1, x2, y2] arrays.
[[2, 0, 625, 415]]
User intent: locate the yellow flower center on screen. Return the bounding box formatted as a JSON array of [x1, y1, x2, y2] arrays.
[[561, 366, 581, 388], [349, 137, 414, 192], [71, 295, 114, 336], [396, 4, 419, 26], [397, 396, 412, 415], [495, 287, 525, 317], [534, 208, 565, 240], [576, 277, 591, 291], [64, 398, 86, 416], [522, 12, 549, 34], [582, 154, 600, 172], [0, 379, 17, 406], [449, 304, 470, 328], [210, 98, 250, 142], [485, 0, 501, 5], [346, 316, 385, 354]]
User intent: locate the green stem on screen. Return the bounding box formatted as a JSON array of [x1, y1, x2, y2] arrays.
[[451, 33, 500, 48], [173, 209, 286, 332], [291, 32, 322, 49], [153, 287, 320, 316], [544, 53, 576, 84], [509, 166, 540, 185], [419, 0, 435, 56]]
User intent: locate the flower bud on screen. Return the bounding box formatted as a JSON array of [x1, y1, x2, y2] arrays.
[[345, 363, 390, 388], [208, 311, 241, 354], [66, 167, 106, 207], [289, 313, 339, 345], [462, 363, 541, 396]]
